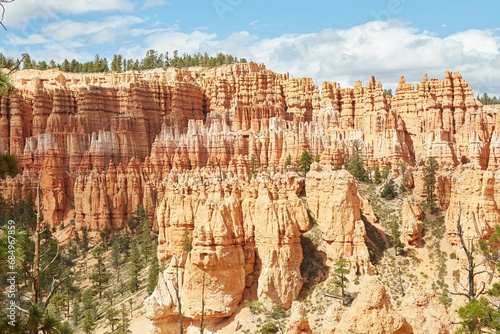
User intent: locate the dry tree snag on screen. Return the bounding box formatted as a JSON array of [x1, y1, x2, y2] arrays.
[[452, 204, 492, 300], [0, 0, 15, 30]]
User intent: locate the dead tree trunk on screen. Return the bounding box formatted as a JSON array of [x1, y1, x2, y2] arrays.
[[454, 204, 487, 300], [200, 274, 206, 334], [175, 262, 184, 334]]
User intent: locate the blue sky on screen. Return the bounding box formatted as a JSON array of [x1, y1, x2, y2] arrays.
[[1, 0, 500, 95]]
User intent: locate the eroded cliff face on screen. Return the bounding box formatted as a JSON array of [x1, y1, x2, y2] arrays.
[[145, 170, 310, 330], [306, 165, 374, 275], [2, 65, 491, 232], [1, 64, 499, 333]]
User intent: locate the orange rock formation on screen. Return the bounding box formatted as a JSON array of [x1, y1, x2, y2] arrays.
[[0, 64, 496, 333]]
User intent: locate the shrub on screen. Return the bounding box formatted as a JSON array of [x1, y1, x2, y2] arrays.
[[380, 180, 397, 199], [260, 321, 279, 334], [269, 305, 287, 319], [244, 299, 263, 315], [182, 228, 192, 252]]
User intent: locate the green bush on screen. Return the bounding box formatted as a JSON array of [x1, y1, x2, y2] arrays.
[[269, 305, 287, 319], [182, 228, 192, 253], [260, 321, 279, 334], [380, 180, 397, 199], [244, 299, 263, 315]]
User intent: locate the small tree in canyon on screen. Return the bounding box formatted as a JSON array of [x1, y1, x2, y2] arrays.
[[423, 157, 439, 212], [299, 150, 313, 174], [345, 140, 369, 182], [454, 205, 500, 333], [332, 258, 350, 303]]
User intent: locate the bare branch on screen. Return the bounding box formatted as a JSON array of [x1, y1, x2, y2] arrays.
[[7, 54, 28, 75], [15, 304, 29, 314], [449, 291, 470, 298], [324, 293, 343, 300], [475, 282, 486, 299], [41, 243, 59, 273], [473, 270, 490, 277], [0, 0, 15, 31], [44, 276, 68, 309]]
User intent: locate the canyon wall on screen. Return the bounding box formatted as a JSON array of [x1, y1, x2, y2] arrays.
[[1, 63, 498, 332], [1, 64, 492, 232]]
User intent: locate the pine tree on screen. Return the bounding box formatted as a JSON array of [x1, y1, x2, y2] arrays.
[[345, 140, 369, 182], [81, 227, 89, 254], [111, 238, 122, 282], [249, 154, 257, 179], [147, 244, 160, 294], [0, 153, 18, 178], [105, 306, 120, 332], [128, 204, 147, 233], [81, 310, 96, 334], [128, 245, 142, 292], [380, 179, 397, 199], [90, 246, 110, 299], [115, 303, 131, 334], [182, 228, 192, 253], [298, 150, 313, 174], [424, 157, 439, 211], [373, 165, 382, 184], [333, 258, 350, 302], [138, 217, 153, 266], [389, 221, 405, 256]]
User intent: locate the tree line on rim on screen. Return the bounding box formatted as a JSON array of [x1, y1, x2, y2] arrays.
[[0, 50, 248, 74]]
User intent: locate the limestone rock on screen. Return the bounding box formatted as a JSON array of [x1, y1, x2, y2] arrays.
[[148, 170, 310, 330], [306, 165, 374, 276], [445, 169, 500, 245], [399, 288, 453, 334], [283, 301, 312, 334], [332, 276, 413, 334], [401, 199, 424, 247]]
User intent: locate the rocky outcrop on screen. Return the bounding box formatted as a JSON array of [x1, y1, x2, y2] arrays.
[[327, 277, 413, 334], [393, 72, 484, 167], [3, 66, 496, 231], [399, 288, 453, 334], [445, 168, 500, 245], [146, 170, 310, 331], [284, 301, 313, 334], [305, 164, 374, 276], [401, 199, 424, 247]]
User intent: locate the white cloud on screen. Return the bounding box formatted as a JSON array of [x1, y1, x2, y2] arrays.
[[2, 0, 134, 27], [143, 0, 168, 9], [40, 16, 145, 42], [121, 20, 500, 95], [144, 30, 218, 55], [446, 30, 499, 56]]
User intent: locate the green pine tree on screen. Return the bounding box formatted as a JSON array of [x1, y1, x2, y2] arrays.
[[90, 246, 110, 299], [424, 157, 439, 211], [345, 140, 369, 182], [128, 245, 142, 292], [333, 258, 350, 301], [373, 165, 382, 184], [147, 247, 160, 294], [380, 180, 398, 199], [298, 150, 313, 174]]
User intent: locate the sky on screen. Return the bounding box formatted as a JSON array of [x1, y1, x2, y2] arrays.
[[1, 0, 500, 96]]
